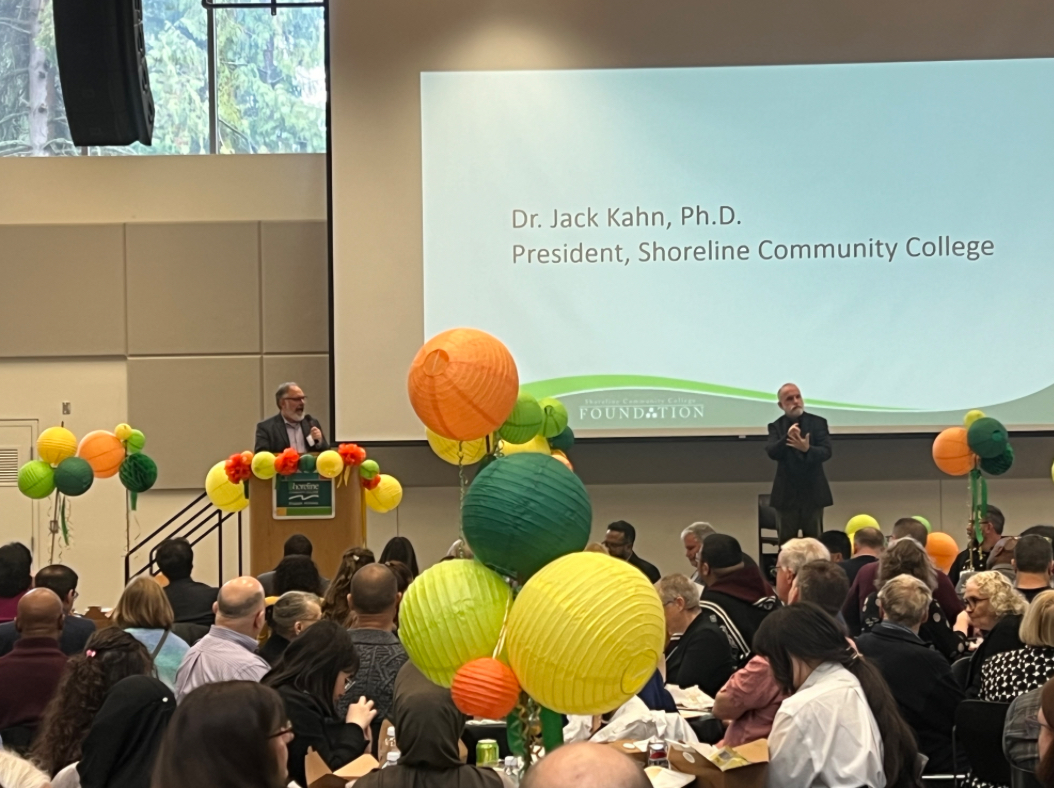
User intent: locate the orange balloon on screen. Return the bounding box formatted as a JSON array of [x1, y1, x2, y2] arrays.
[[408, 328, 519, 441], [451, 657, 521, 720], [926, 531, 960, 573], [76, 430, 125, 478], [932, 427, 976, 476], [551, 449, 573, 471]]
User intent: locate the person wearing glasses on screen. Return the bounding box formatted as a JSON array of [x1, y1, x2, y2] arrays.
[[954, 570, 1029, 697], [254, 381, 330, 454], [0, 564, 95, 657]]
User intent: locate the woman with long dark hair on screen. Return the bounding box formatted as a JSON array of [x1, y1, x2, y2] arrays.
[[262, 620, 376, 788], [322, 547, 375, 625], [754, 603, 920, 788], [379, 537, 419, 579]]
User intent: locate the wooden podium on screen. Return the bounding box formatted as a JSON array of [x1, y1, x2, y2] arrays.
[[248, 472, 363, 581]]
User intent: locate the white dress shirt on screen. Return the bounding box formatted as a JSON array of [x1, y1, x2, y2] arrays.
[[766, 661, 885, 788], [284, 419, 308, 453], [174, 625, 270, 702]]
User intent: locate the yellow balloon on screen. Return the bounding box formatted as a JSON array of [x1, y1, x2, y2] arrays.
[[845, 514, 879, 536], [251, 451, 277, 480], [316, 449, 344, 479], [964, 409, 986, 428], [501, 434, 551, 456], [426, 429, 491, 465], [507, 552, 665, 715], [114, 423, 133, 441], [38, 426, 77, 466], [205, 461, 248, 513], [365, 474, 403, 513]]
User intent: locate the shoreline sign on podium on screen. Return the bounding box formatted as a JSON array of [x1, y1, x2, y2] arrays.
[[273, 473, 335, 519]]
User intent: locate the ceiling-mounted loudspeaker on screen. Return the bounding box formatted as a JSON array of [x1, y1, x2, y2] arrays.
[[52, 0, 155, 147]]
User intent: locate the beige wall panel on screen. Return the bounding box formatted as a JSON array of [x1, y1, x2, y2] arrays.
[[261, 221, 330, 354], [262, 354, 331, 437], [128, 356, 262, 489], [0, 225, 125, 357], [126, 223, 261, 355]]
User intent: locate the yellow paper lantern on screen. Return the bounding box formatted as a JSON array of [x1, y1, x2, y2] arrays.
[[426, 429, 491, 465], [964, 409, 986, 428], [400, 559, 512, 687], [251, 451, 276, 480], [365, 474, 403, 513], [506, 552, 665, 715], [501, 434, 551, 456], [38, 426, 77, 466], [316, 450, 344, 479], [205, 461, 248, 513], [114, 423, 133, 441], [76, 430, 125, 478]]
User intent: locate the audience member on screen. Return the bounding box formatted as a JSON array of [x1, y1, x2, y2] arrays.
[[956, 570, 1029, 696], [71, 676, 176, 788], [859, 539, 965, 661], [152, 681, 291, 788], [697, 534, 779, 668], [322, 546, 375, 625], [379, 536, 420, 578], [1014, 535, 1054, 602], [259, 591, 321, 667], [818, 530, 851, 563], [855, 574, 963, 775], [0, 543, 33, 624], [1023, 525, 1054, 543], [385, 560, 414, 595], [338, 564, 409, 746], [156, 539, 218, 628], [951, 505, 1005, 585], [112, 576, 190, 690], [446, 539, 474, 560], [521, 741, 650, 788], [258, 534, 328, 596], [774, 538, 830, 604], [987, 535, 1019, 584], [655, 574, 734, 695], [174, 576, 270, 701], [681, 522, 716, 584], [754, 603, 920, 788], [0, 750, 49, 788], [262, 620, 376, 788], [791, 560, 850, 618], [0, 565, 94, 657], [603, 522, 660, 584], [0, 589, 67, 737], [273, 554, 325, 597], [1037, 678, 1054, 788], [839, 526, 885, 586], [583, 542, 608, 555], [1003, 684, 1043, 777], [32, 628, 152, 776]]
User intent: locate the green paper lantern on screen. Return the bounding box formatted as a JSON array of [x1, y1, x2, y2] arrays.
[[54, 456, 94, 496], [498, 391, 544, 445], [359, 459, 380, 479], [538, 398, 569, 439], [549, 426, 575, 452], [967, 417, 1008, 459], [462, 452, 592, 582], [981, 445, 1014, 476], [18, 460, 55, 499], [298, 454, 316, 474], [126, 429, 146, 454], [120, 453, 158, 511]]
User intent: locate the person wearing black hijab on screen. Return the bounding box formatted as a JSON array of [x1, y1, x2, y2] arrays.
[[77, 676, 176, 788]]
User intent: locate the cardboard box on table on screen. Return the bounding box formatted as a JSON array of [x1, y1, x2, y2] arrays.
[[668, 739, 769, 788], [305, 748, 378, 788]]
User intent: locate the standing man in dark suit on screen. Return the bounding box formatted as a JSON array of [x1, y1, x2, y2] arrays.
[[254, 381, 330, 454], [156, 538, 218, 627], [0, 564, 95, 657], [604, 521, 661, 584], [766, 383, 833, 545]]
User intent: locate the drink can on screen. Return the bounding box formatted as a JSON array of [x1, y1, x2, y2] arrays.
[[476, 739, 500, 767], [647, 741, 669, 769]]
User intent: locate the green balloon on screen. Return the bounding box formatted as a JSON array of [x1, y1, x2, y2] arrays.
[[911, 515, 932, 533], [298, 454, 317, 474], [538, 398, 569, 439], [54, 456, 94, 496], [126, 429, 146, 454], [967, 417, 1008, 459], [359, 459, 380, 479], [120, 452, 158, 493], [18, 460, 55, 499], [498, 391, 544, 445], [981, 445, 1014, 476], [549, 426, 575, 452]]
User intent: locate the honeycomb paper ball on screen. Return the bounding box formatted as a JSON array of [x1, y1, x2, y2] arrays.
[[506, 552, 665, 715], [38, 427, 77, 466], [365, 474, 403, 513], [400, 559, 512, 687], [462, 453, 591, 582], [451, 657, 521, 720], [500, 434, 551, 457], [426, 429, 491, 466], [315, 450, 344, 479], [205, 461, 248, 513], [77, 430, 125, 478], [120, 453, 157, 493], [498, 391, 544, 445], [981, 445, 1014, 476], [967, 417, 1009, 459], [54, 456, 94, 496], [932, 427, 976, 476], [408, 328, 519, 442], [926, 531, 960, 573], [252, 451, 277, 480], [18, 460, 55, 499], [538, 398, 569, 439]]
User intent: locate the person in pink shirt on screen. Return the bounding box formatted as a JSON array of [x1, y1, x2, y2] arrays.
[[0, 543, 33, 625]]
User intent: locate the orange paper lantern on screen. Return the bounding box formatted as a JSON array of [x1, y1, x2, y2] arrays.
[[408, 328, 519, 442], [932, 427, 976, 476], [450, 657, 521, 720], [76, 430, 125, 478], [926, 531, 960, 573]]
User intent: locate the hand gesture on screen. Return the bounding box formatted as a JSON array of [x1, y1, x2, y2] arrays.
[[310, 425, 323, 442], [786, 423, 810, 452], [346, 696, 377, 732]]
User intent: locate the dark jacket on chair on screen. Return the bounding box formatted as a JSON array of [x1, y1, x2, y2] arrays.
[[765, 412, 833, 510], [254, 413, 330, 454]]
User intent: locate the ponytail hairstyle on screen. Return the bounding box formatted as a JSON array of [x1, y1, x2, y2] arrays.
[[753, 604, 921, 788], [31, 628, 153, 775], [322, 546, 375, 625]]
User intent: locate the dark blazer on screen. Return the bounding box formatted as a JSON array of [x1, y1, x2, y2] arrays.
[[664, 610, 736, 696], [855, 623, 964, 774], [765, 412, 833, 510], [838, 554, 878, 587], [163, 578, 218, 627], [965, 613, 1024, 697], [628, 552, 661, 585], [254, 413, 330, 454], [275, 685, 367, 788], [0, 614, 95, 657]]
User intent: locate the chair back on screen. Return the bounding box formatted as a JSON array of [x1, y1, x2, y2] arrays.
[[1011, 764, 1042, 788], [956, 699, 1012, 785]]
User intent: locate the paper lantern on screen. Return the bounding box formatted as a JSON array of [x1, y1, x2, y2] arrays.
[[932, 427, 975, 476], [54, 456, 94, 496], [967, 417, 1009, 459], [298, 454, 316, 474], [926, 531, 960, 573], [205, 461, 249, 513], [400, 559, 512, 687], [38, 427, 77, 466], [845, 514, 879, 537], [451, 658, 521, 720], [963, 409, 986, 428], [538, 398, 569, 439], [549, 426, 575, 452], [252, 451, 277, 480], [120, 453, 157, 509], [501, 435, 551, 457], [462, 453, 591, 582], [911, 515, 933, 534], [126, 429, 146, 454], [316, 450, 343, 479], [114, 423, 133, 441], [498, 391, 544, 445], [18, 460, 55, 499], [408, 328, 519, 442], [506, 552, 665, 715], [365, 474, 403, 513], [427, 429, 491, 466], [77, 430, 125, 478], [981, 445, 1014, 476]]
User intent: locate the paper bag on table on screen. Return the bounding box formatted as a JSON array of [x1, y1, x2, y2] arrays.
[[669, 739, 768, 788], [305, 747, 379, 788]]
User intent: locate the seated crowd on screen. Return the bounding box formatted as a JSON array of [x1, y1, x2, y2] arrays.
[[3, 510, 1054, 788]]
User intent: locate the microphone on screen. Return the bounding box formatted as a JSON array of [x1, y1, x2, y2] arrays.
[[304, 414, 317, 447]]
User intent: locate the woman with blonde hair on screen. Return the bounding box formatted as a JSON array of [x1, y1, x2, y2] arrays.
[[112, 576, 190, 690], [322, 546, 374, 625], [955, 570, 1029, 696]]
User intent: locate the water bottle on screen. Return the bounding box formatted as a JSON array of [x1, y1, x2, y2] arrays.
[[381, 750, 400, 769], [503, 756, 520, 785], [382, 726, 397, 753]]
